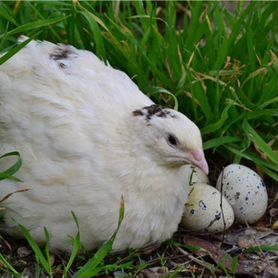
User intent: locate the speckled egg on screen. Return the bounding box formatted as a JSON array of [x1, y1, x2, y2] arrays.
[[216, 164, 268, 224], [181, 183, 234, 232], [186, 165, 209, 185]]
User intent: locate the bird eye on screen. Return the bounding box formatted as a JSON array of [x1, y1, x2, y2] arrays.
[[167, 134, 178, 146]]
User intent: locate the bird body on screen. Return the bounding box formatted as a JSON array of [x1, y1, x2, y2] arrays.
[[0, 39, 208, 251]]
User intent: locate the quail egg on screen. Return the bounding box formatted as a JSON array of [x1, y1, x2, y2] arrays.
[[182, 183, 234, 232], [216, 164, 268, 224]]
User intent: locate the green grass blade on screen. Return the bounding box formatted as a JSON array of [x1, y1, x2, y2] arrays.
[[152, 87, 179, 110], [203, 136, 240, 150], [259, 165, 278, 182], [63, 212, 81, 277], [243, 120, 278, 165], [78, 10, 106, 60], [201, 104, 232, 135], [0, 36, 32, 65], [43, 227, 52, 274], [225, 145, 278, 173], [18, 224, 52, 276], [0, 253, 20, 277], [0, 2, 18, 26], [0, 16, 67, 39], [73, 196, 125, 278], [231, 256, 239, 277], [0, 151, 22, 182], [245, 245, 278, 253]]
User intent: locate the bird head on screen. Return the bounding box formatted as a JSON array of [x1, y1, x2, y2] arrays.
[[132, 105, 209, 174]]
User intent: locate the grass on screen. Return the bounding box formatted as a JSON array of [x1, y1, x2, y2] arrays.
[[0, 199, 126, 278], [1, 0, 277, 180], [0, 1, 277, 277]]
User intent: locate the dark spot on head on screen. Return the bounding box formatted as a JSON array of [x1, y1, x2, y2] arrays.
[[245, 197, 249, 201], [132, 110, 144, 116], [132, 104, 176, 121], [190, 209, 195, 215], [49, 46, 77, 61], [144, 105, 166, 118], [235, 192, 240, 199]]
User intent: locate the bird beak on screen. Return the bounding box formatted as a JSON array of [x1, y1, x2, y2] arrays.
[[190, 149, 209, 175]]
